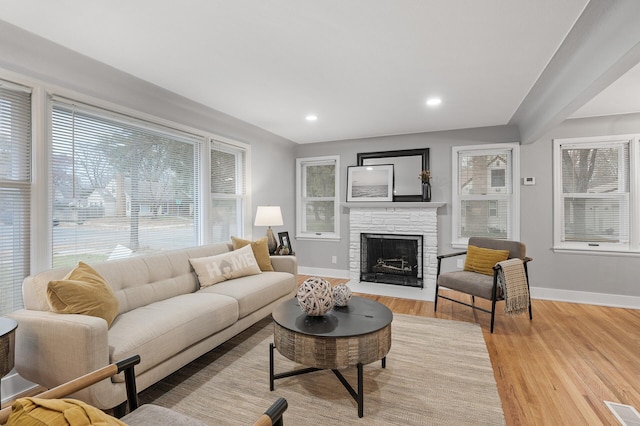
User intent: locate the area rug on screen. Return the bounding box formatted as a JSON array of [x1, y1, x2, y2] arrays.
[[138, 314, 505, 425]]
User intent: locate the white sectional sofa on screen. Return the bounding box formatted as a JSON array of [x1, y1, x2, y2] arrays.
[[9, 242, 297, 410]]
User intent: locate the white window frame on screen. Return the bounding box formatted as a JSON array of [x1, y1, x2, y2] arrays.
[[451, 143, 520, 248], [209, 137, 251, 243], [553, 134, 639, 254], [296, 155, 340, 240]]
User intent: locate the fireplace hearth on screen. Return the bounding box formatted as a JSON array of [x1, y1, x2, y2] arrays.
[[360, 233, 423, 288]]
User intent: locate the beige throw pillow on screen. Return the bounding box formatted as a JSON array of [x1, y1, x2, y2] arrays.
[[46, 262, 120, 327], [190, 245, 261, 288], [231, 236, 274, 272]]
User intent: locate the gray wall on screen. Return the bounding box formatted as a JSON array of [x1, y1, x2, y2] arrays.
[[521, 112, 640, 297], [0, 21, 296, 240], [296, 116, 640, 300], [293, 125, 520, 269]]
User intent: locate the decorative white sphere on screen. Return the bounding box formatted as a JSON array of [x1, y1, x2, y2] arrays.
[[332, 284, 352, 307], [297, 277, 334, 316]]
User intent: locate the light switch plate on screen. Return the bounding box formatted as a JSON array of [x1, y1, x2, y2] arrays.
[[523, 177, 536, 185]]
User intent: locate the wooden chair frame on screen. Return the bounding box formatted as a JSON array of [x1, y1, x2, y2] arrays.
[[0, 355, 288, 426]]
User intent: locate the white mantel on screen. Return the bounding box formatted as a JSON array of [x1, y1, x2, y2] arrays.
[[343, 202, 445, 302]]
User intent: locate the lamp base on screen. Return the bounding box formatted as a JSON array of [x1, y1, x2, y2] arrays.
[[266, 227, 278, 254]]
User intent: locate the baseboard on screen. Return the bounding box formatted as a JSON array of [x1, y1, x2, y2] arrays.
[[530, 287, 640, 310], [297, 267, 640, 310], [2, 371, 39, 405], [297, 266, 350, 279]]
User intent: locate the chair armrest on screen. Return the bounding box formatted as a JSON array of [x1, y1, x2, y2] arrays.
[[437, 251, 467, 260], [253, 397, 288, 426], [0, 355, 141, 424], [524, 256, 533, 263], [8, 310, 110, 390]]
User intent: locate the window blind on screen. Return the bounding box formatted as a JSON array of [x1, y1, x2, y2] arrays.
[[50, 98, 203, 267], [211, 141, 246, 242], [0, 80, 31, 314], [457, 149, 512, 240], [560, 142, 630, 244]]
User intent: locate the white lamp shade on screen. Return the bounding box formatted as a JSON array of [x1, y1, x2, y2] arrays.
[[254, 206, 283, 227]]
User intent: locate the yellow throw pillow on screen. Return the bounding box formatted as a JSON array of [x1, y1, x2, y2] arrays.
[[47, 262, 119, 327], [7, 397, 126, 425], [231, 236, 274, 272], [463, 245, 510, 276], [190, 244, 262, 288]]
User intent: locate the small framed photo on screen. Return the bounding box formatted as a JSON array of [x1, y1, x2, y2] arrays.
[[278, 231, 293, 253], [347, 164, 394, 202]]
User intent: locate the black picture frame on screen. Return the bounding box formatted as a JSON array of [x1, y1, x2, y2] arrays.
[[346, 164, 395, 202], [357, 148, 429, 202], [278, 231, 293, 253]]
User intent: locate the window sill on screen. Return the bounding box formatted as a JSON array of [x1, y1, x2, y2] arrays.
[[296, 234, 341, 242], [552, 246, 640, 257]]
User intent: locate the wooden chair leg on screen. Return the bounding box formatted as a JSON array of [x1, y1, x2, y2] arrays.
[[434, 283, 439, 312]]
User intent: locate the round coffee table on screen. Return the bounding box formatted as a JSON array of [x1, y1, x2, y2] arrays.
[[269, 296, 392, 418]]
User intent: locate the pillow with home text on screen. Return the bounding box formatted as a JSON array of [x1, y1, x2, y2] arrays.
[[189, 245, 261, 288]]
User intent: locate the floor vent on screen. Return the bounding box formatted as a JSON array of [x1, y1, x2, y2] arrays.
[[605, 401, 640, 425]]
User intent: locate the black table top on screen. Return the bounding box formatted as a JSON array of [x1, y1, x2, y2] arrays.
[[272, 296, 393, 338]]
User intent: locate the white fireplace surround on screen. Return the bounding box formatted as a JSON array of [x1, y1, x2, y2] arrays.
[[344, 202, 445, 301]]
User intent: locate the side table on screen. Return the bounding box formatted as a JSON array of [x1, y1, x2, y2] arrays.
[[0, 318, 17, 404]]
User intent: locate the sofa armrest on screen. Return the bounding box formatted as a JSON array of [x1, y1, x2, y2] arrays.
[[8, 310, 110, 390], [270, 255, 298, 276]]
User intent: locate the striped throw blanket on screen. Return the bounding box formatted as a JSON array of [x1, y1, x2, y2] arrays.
[[496, 258, 530, 316]]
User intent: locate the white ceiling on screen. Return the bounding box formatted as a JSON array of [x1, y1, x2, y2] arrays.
[[3, 0, 634, 144]]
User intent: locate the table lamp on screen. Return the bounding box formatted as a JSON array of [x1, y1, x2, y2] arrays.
[[254, 206, 283, 254]]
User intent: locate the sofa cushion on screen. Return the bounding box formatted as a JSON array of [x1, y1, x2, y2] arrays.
[[46, 262, 120, 327], [108, 293, 238, 379], [437, 270, 496, 300], [189, 245, 261, 288], [7, 397, 126, 425], [463, 245, 510, 276], [199, 272, 296, 318], [231, 236, 274, 272]]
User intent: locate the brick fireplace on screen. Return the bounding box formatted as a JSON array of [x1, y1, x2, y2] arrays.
[[345, 202, 444, 300]]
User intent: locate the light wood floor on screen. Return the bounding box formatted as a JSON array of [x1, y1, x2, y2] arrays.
[[301, 276, 640, 426]]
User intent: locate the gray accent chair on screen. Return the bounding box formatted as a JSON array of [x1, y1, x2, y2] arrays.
[[434, 237, 533, 333]]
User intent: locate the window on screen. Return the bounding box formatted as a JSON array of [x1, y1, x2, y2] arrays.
[[553, 135, 637, 253], [51, 98, 204, 267], [211, 140, 248, 242], [296, 155, 340, 240], [0, 80, 31, 315], [451, 143, 519, 247]]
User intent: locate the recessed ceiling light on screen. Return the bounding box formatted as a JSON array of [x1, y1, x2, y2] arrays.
[[306, 114, 318, 122], [426, 97, 442, 107]]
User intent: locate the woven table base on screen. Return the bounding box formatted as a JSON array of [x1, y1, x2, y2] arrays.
[[273, 322, 391, 370]]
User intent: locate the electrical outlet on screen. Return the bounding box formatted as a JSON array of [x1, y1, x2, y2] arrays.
[[456, 259, 464, 268], [331, 256, 337, 264]]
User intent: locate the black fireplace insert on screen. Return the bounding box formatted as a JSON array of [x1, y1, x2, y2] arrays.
[[360, 233, 423, 288]]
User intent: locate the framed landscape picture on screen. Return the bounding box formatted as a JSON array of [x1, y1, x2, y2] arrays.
[[347, 164, 394, 202]]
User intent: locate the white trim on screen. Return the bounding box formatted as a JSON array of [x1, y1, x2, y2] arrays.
[[2, 372, 39, 405], [451, 142, 520, 247], [530, 286, 640, 309], [299, 268, 640, 309], [553, 135, 638, 254], [295, 155, 340, 240], [298, 266, 350, 280]]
